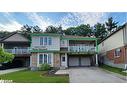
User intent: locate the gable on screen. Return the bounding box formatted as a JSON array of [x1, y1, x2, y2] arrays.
[[3, 33, 29, 42]]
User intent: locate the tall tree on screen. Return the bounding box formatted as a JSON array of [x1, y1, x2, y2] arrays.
[[45, 25, 63, 34], [93, 23, 107, 40], [105, 17, 118, 33], [20, 24, 42, 40], [64, 24, 92, 36]]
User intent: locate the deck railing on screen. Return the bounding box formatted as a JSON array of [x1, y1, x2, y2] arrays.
[[69, 45, 95, 52], [5, 48, 30, 54]]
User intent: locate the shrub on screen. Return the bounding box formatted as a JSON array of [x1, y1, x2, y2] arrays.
[[39, 63, 51, 71]]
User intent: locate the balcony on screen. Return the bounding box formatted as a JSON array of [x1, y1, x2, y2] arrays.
[[5, 48, 30, 54], [68, 45, 96, 53]]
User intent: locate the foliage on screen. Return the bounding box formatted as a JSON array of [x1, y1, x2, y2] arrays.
[[93, 23, 108, 40], [100, 64, 126, 76], [64, 24, 93, 36], [105, 17, 118, 33], [39, 63, 51, 71], [0, 31, 11, 39], [0, 48, 14, 63], [20, 24, 43, 40], [45, 25, 63, 34]]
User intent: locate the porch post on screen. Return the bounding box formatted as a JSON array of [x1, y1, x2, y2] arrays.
[[95, 39, 98, 66], [95, 54, 98, 66]]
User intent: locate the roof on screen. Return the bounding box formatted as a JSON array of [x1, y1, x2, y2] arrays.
[[31, 33, 61, 37], [99, 22, 127, 43], [0, 32, 17, 42], [0, 32, 29, 42], [61, 35, 97, 41], [31, 32, 98, 41]]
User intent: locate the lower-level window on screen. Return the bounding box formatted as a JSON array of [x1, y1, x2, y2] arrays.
[[39, 53, 51, 64]]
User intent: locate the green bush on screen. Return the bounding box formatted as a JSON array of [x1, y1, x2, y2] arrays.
[[39, 63, 51, 71]]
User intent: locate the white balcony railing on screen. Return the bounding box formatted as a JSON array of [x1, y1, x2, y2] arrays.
[[5, 48, 30, 54], [69, 45, 96, 52]]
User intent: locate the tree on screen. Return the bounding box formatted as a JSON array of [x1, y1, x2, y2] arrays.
[[0, 48, 14, 64], [45, 25, 63, 34], [93, 23, 107, 40], [20, 24, 42, 40], [64, 24, 93, 36], [105, 17, 118, 33]]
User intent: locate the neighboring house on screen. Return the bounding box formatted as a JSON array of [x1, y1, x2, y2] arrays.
[[0, 32, 30, 67], [30, 33, 98, 70], [98, 23, 127, 69]]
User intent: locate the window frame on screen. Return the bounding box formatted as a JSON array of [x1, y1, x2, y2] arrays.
[[114, 48, 121, 57], [39, 53, 52, 64]]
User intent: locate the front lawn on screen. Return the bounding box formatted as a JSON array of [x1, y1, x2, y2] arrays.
[[100, 64, 127, 76], [0, 70, 69, 83]]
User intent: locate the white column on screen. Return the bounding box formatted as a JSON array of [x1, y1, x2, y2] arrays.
[[96, 54, 98, 66], [65, 53, 68, 67]]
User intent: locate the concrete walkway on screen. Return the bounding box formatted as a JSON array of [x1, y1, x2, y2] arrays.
[[69, 67, 127, 83], [0, 68, 27, 75]]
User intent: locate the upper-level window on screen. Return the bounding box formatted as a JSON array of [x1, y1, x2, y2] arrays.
[[40, 37, 43, 45], [48, 37, 52, 45], [40, 37, 52, 46]]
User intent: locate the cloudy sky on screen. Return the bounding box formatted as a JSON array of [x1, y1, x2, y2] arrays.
[[0, 12, 126, 32]]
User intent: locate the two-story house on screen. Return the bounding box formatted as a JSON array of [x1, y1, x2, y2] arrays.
[[30, 33, 98, 70], [98, 23, 127, 69], [0, 32, 30, 68]]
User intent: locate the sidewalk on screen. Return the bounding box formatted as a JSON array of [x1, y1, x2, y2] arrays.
[[0, 68, 27, 75]]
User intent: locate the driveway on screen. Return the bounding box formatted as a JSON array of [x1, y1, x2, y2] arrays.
[[0, 68, 27, 75], [69, 67, 127, 83]]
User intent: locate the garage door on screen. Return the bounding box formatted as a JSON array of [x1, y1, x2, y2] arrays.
[[81, 57, 90, 66], [69, 56, 79, 66], [68, 56, 91, 67]]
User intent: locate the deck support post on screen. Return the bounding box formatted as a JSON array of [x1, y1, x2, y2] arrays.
[[95, 54, 98, 66]]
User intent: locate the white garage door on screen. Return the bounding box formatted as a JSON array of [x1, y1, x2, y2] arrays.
[[69, 56, 79, 66], [69, 56, 91, 67], [81, 57, 90, 66]]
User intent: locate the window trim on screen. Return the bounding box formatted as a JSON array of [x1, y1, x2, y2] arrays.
[[40, 37, 52, 46], [114, 48, 121, 58], [39, 53, 52, 64]]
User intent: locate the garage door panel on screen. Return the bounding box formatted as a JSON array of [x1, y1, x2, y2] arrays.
[[81, 57, 90, 66], [69, 57, 79, 66]]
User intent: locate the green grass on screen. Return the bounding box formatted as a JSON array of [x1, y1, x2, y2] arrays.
[[100, 64, 127, 76], [0, 70, 69, 83]]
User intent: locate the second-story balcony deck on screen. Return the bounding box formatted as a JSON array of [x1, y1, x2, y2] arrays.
[[68, 45, 96, 53], [5, 48, 30, 55]]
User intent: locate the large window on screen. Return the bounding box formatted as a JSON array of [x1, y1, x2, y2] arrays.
[[39, 53, 52, 64], [40, 37, 52, 45]]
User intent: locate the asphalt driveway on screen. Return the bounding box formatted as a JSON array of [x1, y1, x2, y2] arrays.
[[69, 67, 127, 83]]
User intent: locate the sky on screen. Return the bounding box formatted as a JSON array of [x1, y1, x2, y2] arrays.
[[0, 12, 126, 32]]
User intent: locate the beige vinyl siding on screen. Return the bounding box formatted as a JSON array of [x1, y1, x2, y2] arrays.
[[123, 24, 127, 45], [31, 36, 60, 51], [99, 29, 124, 53]]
